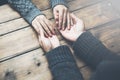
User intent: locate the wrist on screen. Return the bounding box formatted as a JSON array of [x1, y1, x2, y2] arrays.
[[52, 44, 61, 49], [73, 31, 85, 42]]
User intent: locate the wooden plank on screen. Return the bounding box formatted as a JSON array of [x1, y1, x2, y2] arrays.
[[0, 4, 20, 23], [32, 0, 50, 10], [0, 18, 29, 36], [68, 0, 101, 11], [108, 0, 120, 13], [0, 27, 39, 59], [0, 0, 101, 23], [74, 1, 120, 29], [1, 0, 119, 36], [90, 19, 120, 53], [80, 66, 92, 80], [0, 49, 52, 80]]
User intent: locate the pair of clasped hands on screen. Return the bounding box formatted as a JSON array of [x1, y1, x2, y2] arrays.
[[32, 5, 85, 52]]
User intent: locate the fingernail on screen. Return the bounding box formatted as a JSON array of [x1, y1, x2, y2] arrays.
[[50, 35, 52, 37], [68, 27, 70, 30]]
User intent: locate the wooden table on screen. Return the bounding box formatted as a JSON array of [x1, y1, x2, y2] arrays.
[[0, 0, 120, 80]]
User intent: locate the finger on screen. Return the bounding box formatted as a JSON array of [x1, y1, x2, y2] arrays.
[[71, 13, 76, 24], [62, 10, 67, 30], [58, 10, 64, 30], [36, 20, 49, 37], [71, 17, 74, 26], [54, 10, 59, 27], [53, 10, 59, 20], [67, 12, 71, 30], [44, 19, 56, 35], [40, 20, 52, 37], [32, 21, 40, 34]]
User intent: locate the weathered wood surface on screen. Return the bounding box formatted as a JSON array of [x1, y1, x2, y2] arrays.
[[0, 0, 120, 80], [0, 0, 119, 60]]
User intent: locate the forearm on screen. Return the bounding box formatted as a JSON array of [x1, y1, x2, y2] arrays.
[[50, 0, 68, 8], [7, 0, 43, 24], [46, 45, 83, 80], [73, 31, 117, 69]]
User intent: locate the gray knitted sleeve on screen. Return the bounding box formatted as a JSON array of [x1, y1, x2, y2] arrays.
[[50, 0, 68, 8], [7, 0, 44, 24]]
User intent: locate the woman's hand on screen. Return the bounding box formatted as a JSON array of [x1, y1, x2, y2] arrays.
[[53, 5, 76, 30], [32, 15, 55, 37], [60, 14, 85, 42], [39, 33, 60, 52]]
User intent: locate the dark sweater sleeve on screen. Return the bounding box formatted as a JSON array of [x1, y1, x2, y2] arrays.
[[90, 61, 120, 80], [7, 0, 44, 24], [73, 31, 119, 69], [50, 0, 68, 8], [46, 45, 83, 80]]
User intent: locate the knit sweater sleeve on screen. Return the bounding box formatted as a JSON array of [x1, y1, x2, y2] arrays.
[[73, 31, 117, 69], [46, 45, 83, 80], [7, 0, 43, 24], [50, 0, 68, 8]]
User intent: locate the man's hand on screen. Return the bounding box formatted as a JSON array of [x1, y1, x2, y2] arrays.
[[32, 15, 55, 37], [39, 33, 60, 52], [53, 5, 76, 30], [60, 14, 85, 42]]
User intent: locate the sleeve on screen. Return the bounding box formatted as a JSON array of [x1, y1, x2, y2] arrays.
[[46, 45, 83, 80], [90, 61, 120, 80], [7, 0, 44, 24], [50, 0, 68, 9], [73, 31, 118, 69]]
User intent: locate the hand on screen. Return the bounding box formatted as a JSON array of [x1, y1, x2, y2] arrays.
[[32, 15, 55, 37], [60, 14, 85, 42], [53, 5, 76, 30], [39, 32, 60, 52]]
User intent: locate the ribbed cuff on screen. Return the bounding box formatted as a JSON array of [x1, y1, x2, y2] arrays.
[[73, 31, 117, 69], [46, 45, 75, 68], [73, 31, 100, 55], [73, 31, 107, 69], [50, 0, 68, 9], [24, 7, 44, 24]]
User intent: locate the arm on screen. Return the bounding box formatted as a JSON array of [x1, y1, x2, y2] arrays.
[[8, 0, 55, 37], [59, 14, 120, 69], [38, 33, 83, 80], [73, 31, 119, 69], [46, 46, 83, 80], [7, 0, 43, 24]]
